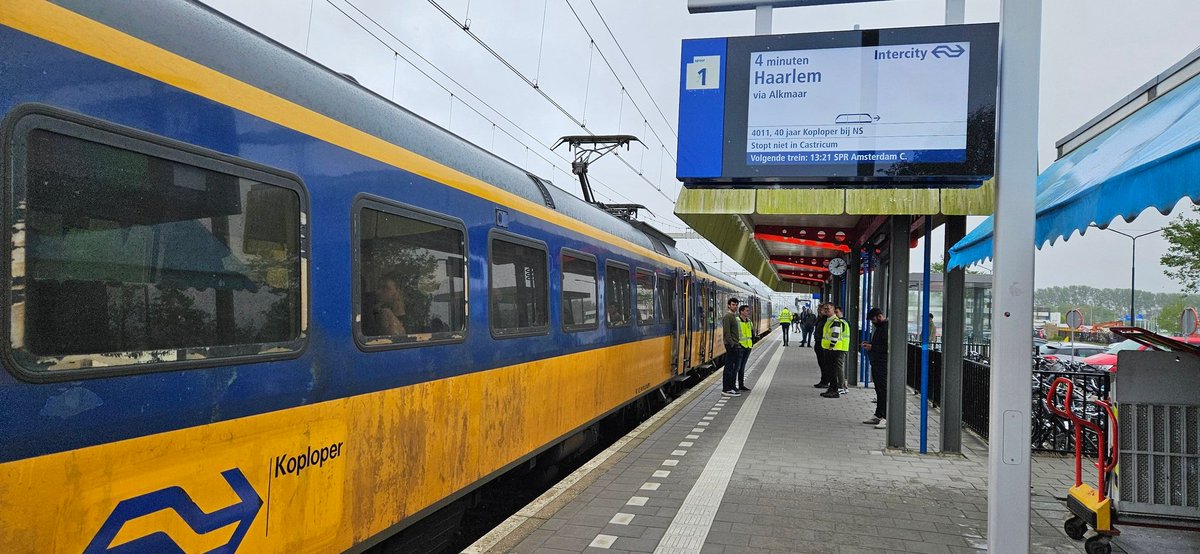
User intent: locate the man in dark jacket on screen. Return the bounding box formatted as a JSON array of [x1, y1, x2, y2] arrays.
[[861, 307, 888, 429], [811, 304, 829, 388], [721, 297, 743, 397], [798, 305, 817, 347]]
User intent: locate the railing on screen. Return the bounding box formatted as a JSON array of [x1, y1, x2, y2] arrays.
[[962, 358, 990, 438], [904, 343, 1110, 454], [905, 343, 943, 408]]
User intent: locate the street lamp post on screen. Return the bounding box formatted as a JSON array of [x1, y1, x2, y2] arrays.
[[1092, 225, 1165, 326]]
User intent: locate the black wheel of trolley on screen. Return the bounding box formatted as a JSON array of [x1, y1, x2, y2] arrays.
[[1064, 516, 1088, 540], [1084, 534, 1112, 554]]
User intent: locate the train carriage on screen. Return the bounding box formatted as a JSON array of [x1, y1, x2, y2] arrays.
[[0, 1, 771, 551]]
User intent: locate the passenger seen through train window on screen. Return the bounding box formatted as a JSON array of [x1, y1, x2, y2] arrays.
[[358, 206, 465, 344]]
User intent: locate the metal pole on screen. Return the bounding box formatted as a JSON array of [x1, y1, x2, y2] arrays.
[[754, 5, 772, 35], [920, 219, 932, 453], [941, 216, 966, 454], [848, 252, 861, 387], [1131, 237, 1136, 325], [862, 254, 873, 385], [945, 0, 965, 25], [886, 216, 910, 449], [989, 1, 1041, 551]]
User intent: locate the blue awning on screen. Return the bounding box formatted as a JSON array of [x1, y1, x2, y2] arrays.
[[948, 72, 1200, 269]]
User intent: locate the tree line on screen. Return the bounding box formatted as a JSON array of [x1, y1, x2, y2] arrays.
[[1034, 286, 1200, 334]]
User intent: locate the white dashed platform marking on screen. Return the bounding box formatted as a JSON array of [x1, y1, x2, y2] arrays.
[[654, 343, 785, 554], [590, 534, 617, 549]]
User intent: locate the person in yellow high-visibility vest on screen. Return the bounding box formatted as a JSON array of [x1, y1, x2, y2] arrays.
[[736, 304, 754, 392], [819, 303, 850, 398], [777, 307, 793, 346]]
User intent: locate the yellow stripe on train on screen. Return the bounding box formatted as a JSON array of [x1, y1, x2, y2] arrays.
[[0, 338, 673, 552]]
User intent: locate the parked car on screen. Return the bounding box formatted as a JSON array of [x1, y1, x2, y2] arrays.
[[1083, 335, 1200, 371], [1038, 342, 1107, 364]]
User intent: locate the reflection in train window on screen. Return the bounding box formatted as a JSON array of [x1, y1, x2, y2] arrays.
[[357, 205, 466, 347], [561, 251, 598, 331], [490, 235, 548, 337], [15, 127, 305, 373], [657, 274, 674, 323], [636, 269, 655, 325], [605, 262, 632, 327]]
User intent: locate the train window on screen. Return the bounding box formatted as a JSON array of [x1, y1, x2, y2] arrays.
[[657, 274, 674, 323], [605, 262, 631, 327], [355, 201, 467, 348], [635, 269, 655, 324], [490, 233, 549, 337], [560, 250, 598, 331], [9, 116, 306, 377]]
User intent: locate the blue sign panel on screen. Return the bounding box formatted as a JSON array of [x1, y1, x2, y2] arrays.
[[678, 38, 728, 179], [677, 23, 998, 188]]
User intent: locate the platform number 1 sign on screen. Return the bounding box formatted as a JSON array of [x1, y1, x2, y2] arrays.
[[686, 55, 721, 90]]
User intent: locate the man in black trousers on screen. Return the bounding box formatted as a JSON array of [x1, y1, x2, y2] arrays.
[[721, 297, 743, 397], [798, 305, 817, 347], [812, 303, 830, 389], [861, 307, 888, 429]]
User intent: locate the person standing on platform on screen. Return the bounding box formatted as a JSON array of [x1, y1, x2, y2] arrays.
[[812, 303, 831, 389], [820, 303, 850, 398], [861, 307, 888, 428], [737, 304, 754, 392], [721, 297, 743, 397], [798, 305, 817, 347], [777, 306, 793, 346]]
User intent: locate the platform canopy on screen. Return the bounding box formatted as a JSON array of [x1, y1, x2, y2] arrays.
[[948, 51, 1200, 269]]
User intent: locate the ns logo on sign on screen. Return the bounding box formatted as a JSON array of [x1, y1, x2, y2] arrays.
[[82, 468, 262, 553]]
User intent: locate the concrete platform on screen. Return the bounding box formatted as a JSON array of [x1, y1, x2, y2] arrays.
[[470, 332, 1200, 553]]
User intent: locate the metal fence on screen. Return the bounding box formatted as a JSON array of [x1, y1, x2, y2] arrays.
[[904, 343, 1110, 454]]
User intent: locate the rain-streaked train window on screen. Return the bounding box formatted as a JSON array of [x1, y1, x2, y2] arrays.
[[605, 262, 632, 327], [560, 251, 598, 331], [635, 269, 655, 325], [11, 122, 306, 376], [490, 234, 549, 337], [356, 204, 467, 348]]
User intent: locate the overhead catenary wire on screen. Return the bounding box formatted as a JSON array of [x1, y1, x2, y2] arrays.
[[585, 0, 678, 141], [332, 0, 638, 205], [561, 0, 677, 165], [425, 0, 678, 204]]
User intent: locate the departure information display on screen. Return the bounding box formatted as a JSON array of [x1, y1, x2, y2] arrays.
[[677, 23, 998, 187], [745, 42, 970, 166]]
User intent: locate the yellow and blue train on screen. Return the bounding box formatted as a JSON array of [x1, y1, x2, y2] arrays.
[[0, 1, 772, 551]]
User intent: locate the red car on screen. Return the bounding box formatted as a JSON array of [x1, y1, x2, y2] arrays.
[[1083, 334, 1200, 371]]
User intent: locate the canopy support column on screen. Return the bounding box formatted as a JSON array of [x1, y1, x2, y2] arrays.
[[847, 251, 861, 386], [941, 216, 966, 454], [886, 216, 910, 449]]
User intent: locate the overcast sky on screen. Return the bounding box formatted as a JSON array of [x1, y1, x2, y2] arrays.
[[201, 0, 1200, 294]]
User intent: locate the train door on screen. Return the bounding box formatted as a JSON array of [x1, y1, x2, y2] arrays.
[[679, 270, 693, 375], [696, 282, 708, 364], [708, 288, 718, 361]]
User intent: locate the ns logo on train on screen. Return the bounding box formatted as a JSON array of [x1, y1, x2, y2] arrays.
[[82, 468, 262, 553]]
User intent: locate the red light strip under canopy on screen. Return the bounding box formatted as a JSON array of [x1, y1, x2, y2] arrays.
[[771, 260, 829, 273], [783, 277, 826, 285], [754, 233, 851, 252], [778, 271, 825, 283]]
